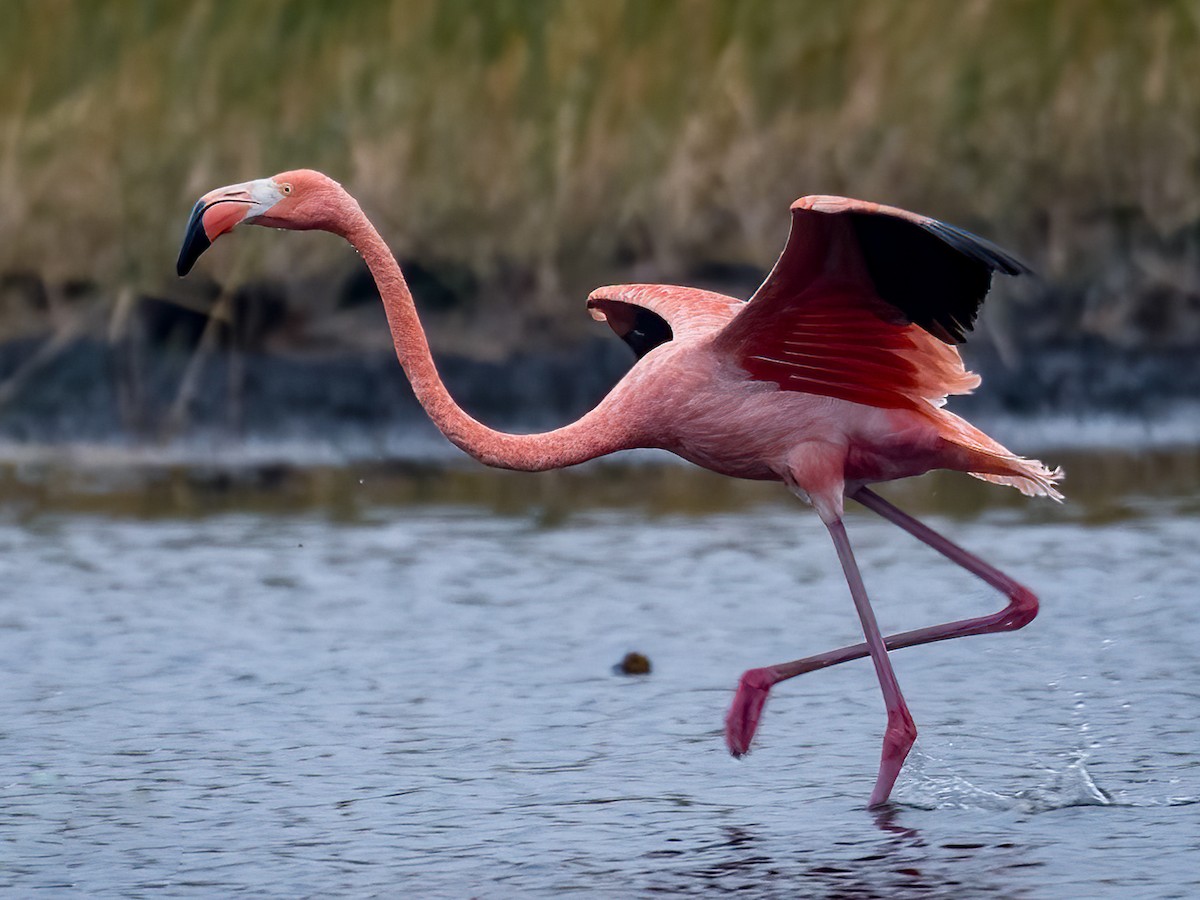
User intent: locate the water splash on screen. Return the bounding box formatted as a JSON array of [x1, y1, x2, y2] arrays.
[[1012, 753, 1112, 810], [891, 748, 1018, 811], [893, 747, 1198, 812]]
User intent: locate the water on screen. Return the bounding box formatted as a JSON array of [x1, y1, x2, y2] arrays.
[[1, 453, 1198, 897]]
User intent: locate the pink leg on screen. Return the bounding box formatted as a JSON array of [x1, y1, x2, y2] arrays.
[[825, 515, 917, 806], [726, 488, 1039, 799]]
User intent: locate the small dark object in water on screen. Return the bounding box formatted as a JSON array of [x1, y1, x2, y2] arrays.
[[615, 652, 652, 676]]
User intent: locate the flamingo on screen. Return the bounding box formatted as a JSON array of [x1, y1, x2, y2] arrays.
[[177, 170, 1061, 807]]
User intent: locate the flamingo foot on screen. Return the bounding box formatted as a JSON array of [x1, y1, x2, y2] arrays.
[[867, 709, 918, 807], [725, 667, 778, 757]]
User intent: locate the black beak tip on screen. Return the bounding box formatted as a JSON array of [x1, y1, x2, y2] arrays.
[[176, 237, 208, 277], [176, 201, 212, 277]]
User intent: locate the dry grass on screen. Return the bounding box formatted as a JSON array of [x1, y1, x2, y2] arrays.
[[3, 0, 1200, 347]]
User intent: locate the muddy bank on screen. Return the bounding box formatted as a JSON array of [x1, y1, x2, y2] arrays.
[[0, 326, 1195, 449], [2, 245, 1197, 449], [0, 332, 627, 446]]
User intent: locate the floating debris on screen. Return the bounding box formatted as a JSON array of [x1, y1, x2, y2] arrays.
[[615, 651, 652, 676]]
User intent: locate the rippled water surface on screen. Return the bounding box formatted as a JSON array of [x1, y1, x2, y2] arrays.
[[2, 451, 1198, 897]]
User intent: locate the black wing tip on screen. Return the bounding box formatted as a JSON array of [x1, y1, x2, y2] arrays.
[[921, 219, 1032, 278], [846, 211, 1029, 345]]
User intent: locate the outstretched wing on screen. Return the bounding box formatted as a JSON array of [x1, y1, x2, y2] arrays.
[[713, 196, 1029, 410]]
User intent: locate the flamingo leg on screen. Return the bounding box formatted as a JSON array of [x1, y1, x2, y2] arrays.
[[823, 514, 917, 806], [725, 487, 1039, 799]]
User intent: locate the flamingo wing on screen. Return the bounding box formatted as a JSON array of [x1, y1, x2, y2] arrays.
[[714, 196, 1029, 409], [587, 283, 743, 359]]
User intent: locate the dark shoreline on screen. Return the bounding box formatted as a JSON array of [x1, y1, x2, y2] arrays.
[[0, 332, 1196, 447]]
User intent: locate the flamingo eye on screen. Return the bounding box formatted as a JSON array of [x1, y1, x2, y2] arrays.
[[281, 183, 293, 195]]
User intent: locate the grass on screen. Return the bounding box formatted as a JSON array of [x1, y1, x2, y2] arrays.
[[2, 0, 1200, 350]]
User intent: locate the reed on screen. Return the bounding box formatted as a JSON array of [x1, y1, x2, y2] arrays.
[[2, 0, 1198, 348]]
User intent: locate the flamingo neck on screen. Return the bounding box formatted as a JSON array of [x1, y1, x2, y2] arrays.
[[333, 203, 635, 471]]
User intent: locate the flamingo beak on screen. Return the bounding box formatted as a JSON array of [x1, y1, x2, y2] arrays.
[[176, 179, 282, 276]]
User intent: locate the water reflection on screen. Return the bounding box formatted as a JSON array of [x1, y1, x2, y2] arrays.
[[871, 805, 922, 838], [641, 818, 1022, 899]]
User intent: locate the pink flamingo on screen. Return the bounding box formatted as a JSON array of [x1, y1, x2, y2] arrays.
[[178, 170, 1061, 806]]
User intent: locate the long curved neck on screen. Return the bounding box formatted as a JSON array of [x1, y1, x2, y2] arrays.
[[334, 204, 637, 472]]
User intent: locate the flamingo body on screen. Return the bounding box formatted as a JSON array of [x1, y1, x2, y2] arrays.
[[587, 282, 1057, 508], [178, 169, 1061, 806]]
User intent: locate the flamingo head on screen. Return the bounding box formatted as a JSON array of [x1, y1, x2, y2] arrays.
[[177, 169, 349, 276]]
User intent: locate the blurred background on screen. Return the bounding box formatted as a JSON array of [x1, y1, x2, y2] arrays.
[[2, 0, 1199, 452]]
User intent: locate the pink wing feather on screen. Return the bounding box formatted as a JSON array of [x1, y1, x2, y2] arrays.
[[715, 196, 1028, 410]]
